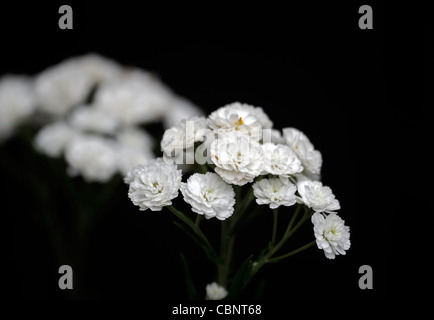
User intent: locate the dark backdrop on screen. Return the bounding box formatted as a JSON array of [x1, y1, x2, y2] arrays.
[[0, 1, 388, 302]]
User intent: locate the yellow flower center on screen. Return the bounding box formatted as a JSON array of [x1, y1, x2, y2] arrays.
[[235, 117, 244, 130]]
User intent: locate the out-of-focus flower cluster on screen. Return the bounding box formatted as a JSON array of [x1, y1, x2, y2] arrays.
[[0, 54, 203, 182]]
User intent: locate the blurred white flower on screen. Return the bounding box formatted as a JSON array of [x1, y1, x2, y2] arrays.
[[34, 121, 77, 158], [69, 105, 118, 134], [94, 69, 172, 126], [207, 102, 264, 139], [0, 75, 36, 139], [296, 179, 340, 213], [282, 127, 322, 180], [253, 177, 297, 209], [79, 53, 122, 83], [210, 132, 263, 186], [161, 116, 210, 157], [205, 282, 228, 300], [115, 128, 154, 176], [65, 134, 118, 183], [262, 143, 303, 177], [163, 96, 204, 129], [127, 158, 182, 211], [181, 172, 235, 220], [35, 54, 120, 116], [312, 212, 350, 259], [116, 127, 154, 151]]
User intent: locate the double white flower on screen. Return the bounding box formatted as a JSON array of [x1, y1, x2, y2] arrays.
[[282, 127, 322, 180], [207, 102, 272, 139], [210, 132, 264, 186], [253, 177, 297, 209], [205, 282, 228, 300], [161, 116, 210, 157], [262, 143, 303, 178], [127, 158, 182, 211], [296, 179, 340, 213], [181, 172, 235, 220], [311, 212, 350, 259]]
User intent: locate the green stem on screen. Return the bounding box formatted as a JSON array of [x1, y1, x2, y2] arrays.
[[267, 240, 317, 263], [251, 204, 309, 277], [195, 215, 203, 229], [269, 203, 303, 256], [218, 220, 233, 287], [168, 205, 214, 254], [229, 188, 255, 235], [270, 208, 279, 250]]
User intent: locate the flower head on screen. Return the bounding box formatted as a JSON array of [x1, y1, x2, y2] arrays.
[[181, 172, 235, 220], [127, 158, 182, 211], [34, 121, 77, 158], [205, 282, 228, 300], [253, 177, 297, 209], [262, 143, 303, 177], [296, 179, 340, 213], [161, 116, 210, 157], [0, 75, 36, 139], [69, 105, 118, 134], [35, 54, 120, 116], [210, 132, 263, 186], [312, 212, 350, 259], [207, 102, 265, 138], [282, 127, 322, 180], [115, 128, 154, 176], [65, 134, 118, 183], [94, 69, 171, 126]]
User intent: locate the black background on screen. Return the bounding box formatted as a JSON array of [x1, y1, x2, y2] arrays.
[[0, 1, 388, 303]]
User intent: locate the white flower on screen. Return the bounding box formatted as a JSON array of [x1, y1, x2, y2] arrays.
[[163, 96, 204, 129], [127, 158, 182, 211], [252, 177, 297, 209], [205, 282, 228, 300], [210, 132, 263, 186], [69, 105, 118, 134], [161, 116, 210, 157], [94, 69, 171, 126], [65, 134, 118, 183], [181, 172, 235, 220], [78, 53, 122, 83], [240, 104, 273, 129], [311, 212, 350, 259], [0, 75, 36, 139], [35, 55, 101, 116], [115, 128, 154, 176], [207, 102, 264, 138], [262, 143, 303, 177], [296, 179, 340, 213], [282, 127, 322, 180], [34, 121, 77, 158]]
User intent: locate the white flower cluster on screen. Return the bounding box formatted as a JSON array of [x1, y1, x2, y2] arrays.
[[126, 101, 350, 258], [0, 53, 203, 182]]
